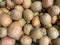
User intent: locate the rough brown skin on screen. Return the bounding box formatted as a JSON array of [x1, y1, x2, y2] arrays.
[[39, 36, 51, 45], [32, 16, 41, 27], [52, 38, 60, 45], [30, 28, 43, 39], [51, 16, 57, 24], [23, 0, 32, 9], [1, 37, 16, 45], [23, 24, 33, 35], [31, 1, 42, 12], [47, 27, 59, 39], [0, 27, 7, 38], [6, 0, 15, 9], [13, 0, 23, 4], [10, 9, 22, 20], [48, 5, 60, 16], [8, 22, 23, 40], [0, 13, 12, 27], [42, 0, 53, 8], [40, 13, 52, 28], [20, 35, 32, 45], [23, 9, 34, 23]]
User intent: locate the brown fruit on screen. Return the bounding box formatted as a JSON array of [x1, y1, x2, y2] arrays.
[[23, 9, 34, 23], [40, 13, 52, 28], [32, 16, 41, 27], [23, 24, 33, 35], [51, 16, 57, 24], [0, 9, 3, 15], [8, 22, 23, 40], [0, 27, 7, 38], [18, 18, 26, 27], [15, 5, 24, 12], [30, 28, 43, 39], [48, 27, 59, 39], [0, 13, 12, 27], [42, 0, 53, 8], [31, 1, 42, 12], [13, 0, 23, 4], [39, 36, 50, 45], [1, 37, 16, 45], [57, 14, 60, 19], [1, 8, 9, 14], [6, 0, 15, 9], [23, 0, 32, 9], [48, 5, 60, 16], [20, 35, 32, 45], [10, 9, 22, 20], [34, 12, 39, 16]]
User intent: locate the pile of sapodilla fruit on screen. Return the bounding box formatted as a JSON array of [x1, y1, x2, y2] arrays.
[[0, 0, 60, 45]]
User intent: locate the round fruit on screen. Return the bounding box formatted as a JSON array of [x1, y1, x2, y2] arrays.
[[48, 27, 59, 39], [20, 35, 32, 45], [31, 1, 42, 12], [8, 22, 23, 40], [0, 13, 12, 27]]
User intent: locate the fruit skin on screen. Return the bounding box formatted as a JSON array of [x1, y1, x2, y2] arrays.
[[23, 24, 33, 35], [0, 27, 7, 38], [48, 5, 60, 16], [40, 13, 52, 28], [13, 0, 23, 4], [0, 13, 12, 27], [23, 9, 34, 23], [51, 16, 57, 24], [10, 9, 22, 20], [53, 38, 60, 45], [6, 0, 15, 9], [18, 18, 26, 27], [39, 36, 50, 45], [20, 35, 32, 45], [8, 22, 23, 40], [15, 5, 24, 12], [31, 1, 42, 12], [23, 0, 32, 9], [57, 21, 60, 26], [42, 0, 53, 8], [30, 28, 43, 39], [1, 37, 16, 45], [32, 16, 41, 27], [57, 14, 60, 19], [47, 27, 59, 39]]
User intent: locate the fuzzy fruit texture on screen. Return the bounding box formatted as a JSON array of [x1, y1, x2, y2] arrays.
[[47, 27, 59, 39], [42, 0, 53, 8], [30, 28, 43, 39], [0, 13, 12, 27], [23, 0, 32, 9], [13, 0, 23, 4], [1, 37, 16, 45], [6, 0, 15, 9], [0, 27, 7, 38], [10, 9, 22, 20], [31, 1, 42, 12], [20, 35, 32, 45], [48, 5, 60, 16], [23, 9, 34, 23], [40, 13, 52, 28], [8, 22, 23, 40], [23, 24, 33, 35], [32, 16, 41, 27], [39, 36, 50, 45]]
